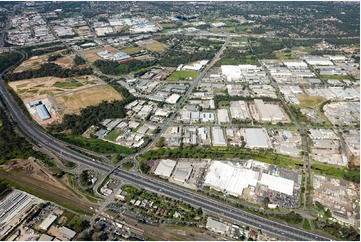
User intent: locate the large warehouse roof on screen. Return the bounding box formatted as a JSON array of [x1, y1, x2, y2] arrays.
[[244, 128, 270, 148], [204, 160, 259, 197], [173, 162, 193, 182], [260, 173, 294, 196], [154, 159, 177, 178]]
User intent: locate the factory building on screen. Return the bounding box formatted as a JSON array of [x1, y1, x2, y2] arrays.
[[173, 162, 193, 183]]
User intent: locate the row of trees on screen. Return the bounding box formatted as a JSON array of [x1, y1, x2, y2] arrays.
[[4, 63, 92, 81]]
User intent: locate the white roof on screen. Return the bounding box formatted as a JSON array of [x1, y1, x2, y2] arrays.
[[212, 126, 226, 146], [154, 159, 177, 178], [165, 94, 181, 104], [244, 128, 270, 148], [217, 109, 230, 123], [259, 173, 294, 196], [39, 214, 57, 230], [204, 160, 259, 197]]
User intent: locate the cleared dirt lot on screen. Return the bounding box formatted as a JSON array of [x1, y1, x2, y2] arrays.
[[80, 46, 120, 63], [8, 75, 103, 102], [136, 39, 167, 53], [13, 49, 73, 72], [54, 84, 123, 115]]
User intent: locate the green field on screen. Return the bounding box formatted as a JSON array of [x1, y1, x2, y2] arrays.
[[53, 81, 84, 89], [297, 95, 330, 123], [160, 23, 178, 29], [167, 70, 199, 81], [104, 129, 122, 142], [319, 75, 355, 81], [297, 95, 326, 110], [215, 55, 258, 66], [56, 134, 135, 154], [232, 37, 248, 42], [120, 47, 143, 55]]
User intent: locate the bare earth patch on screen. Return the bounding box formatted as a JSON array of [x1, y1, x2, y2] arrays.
[[54, 84, 123, 115]]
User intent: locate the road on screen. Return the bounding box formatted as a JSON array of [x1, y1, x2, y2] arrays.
[[0, 51, 333, 241]]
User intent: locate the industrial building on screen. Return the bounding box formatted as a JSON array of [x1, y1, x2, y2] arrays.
[[39, 214, 57, 231], [204, 160, 259, 197], [204, 160, 296, 198], [230, 101, 251, 120], [154, 159, 177, 178], [173, 162, 193, 183], [212, 126, 227, 146], [35, 104, 51, 121], [254, 99, 287, 123], [0, 191, 37, 238], [244, 128, 270, 149], [217, 109, 230, 124], [206, 217, 229, 235]]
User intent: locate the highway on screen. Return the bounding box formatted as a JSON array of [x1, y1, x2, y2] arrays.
[[0, 51, 333, 241]]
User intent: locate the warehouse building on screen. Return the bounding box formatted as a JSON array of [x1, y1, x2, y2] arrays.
[[230, 101, 251, 120], [36, 104, 51, 121], [217, 109, 230, 124], [254, 99, 286, 123], [39, 214, 57, 231], [173, 162, 193, 183], [154, 159, 177, 178], [212, 126, 227, 146], [206, 217, 229, 234], [244, 128, 270, 149]]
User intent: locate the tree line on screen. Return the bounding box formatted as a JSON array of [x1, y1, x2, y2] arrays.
[[4, 63, 92, 81]]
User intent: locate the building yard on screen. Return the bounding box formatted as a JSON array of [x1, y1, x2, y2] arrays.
[[167, 71, 199, 82], [0, 158, 97, 214], [54, 84, 123, 116], [79, 46, 121, 63]]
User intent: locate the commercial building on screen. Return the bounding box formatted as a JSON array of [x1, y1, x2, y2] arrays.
[[212, 126, 226, 146], [244, 128, 270, 149], [35, 104, 51, 121], [38, 234, 54, 241], [154, 159, 177, 178]]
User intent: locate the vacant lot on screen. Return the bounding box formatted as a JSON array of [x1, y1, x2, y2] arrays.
[[120, 46, 143, 55], [297, 95, 326, 111], [167, 70, 199, 81], [9, 75, 102, 102], [296, 94, 330, 124], [80, 46, 120, 63], [137, 39, 167, 53], [14, 49, 70, 73], [53, 53, 76, 68], [55, 84, 123, 115]]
